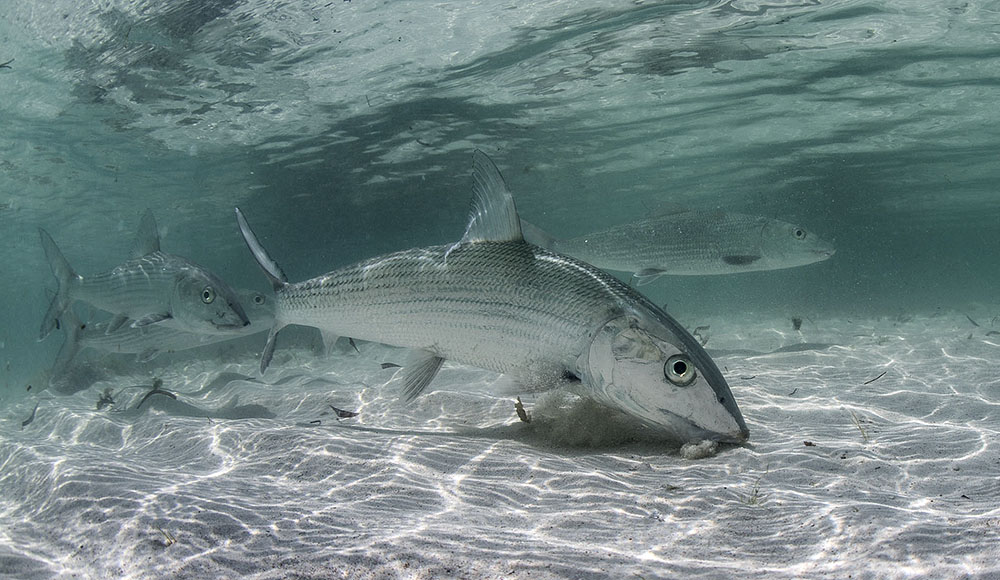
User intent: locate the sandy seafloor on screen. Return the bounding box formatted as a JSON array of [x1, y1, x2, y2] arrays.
[[2, 310, 998, 580]]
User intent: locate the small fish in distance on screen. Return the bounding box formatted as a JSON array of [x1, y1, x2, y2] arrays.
[[49, 290, 272, 380], [39, 210, 250, 340], [330, 405, 359, 419], [522, 210, 834, 285]]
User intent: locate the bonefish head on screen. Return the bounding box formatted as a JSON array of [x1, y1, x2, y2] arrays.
[[171, 268, 251, 333], [581, 313, 748, 444], [759, 220, 836, 268]]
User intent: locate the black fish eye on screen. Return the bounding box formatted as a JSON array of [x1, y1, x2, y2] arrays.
[[201, 286, 216, 304], [664, 354, 696, 386], [794, 228, 806, 239]]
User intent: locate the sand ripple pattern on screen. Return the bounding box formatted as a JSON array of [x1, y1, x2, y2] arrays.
[[2, 312, 999, 579]]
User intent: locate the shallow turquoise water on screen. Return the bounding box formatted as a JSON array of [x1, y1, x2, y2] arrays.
[[1, 1, 999, 577]]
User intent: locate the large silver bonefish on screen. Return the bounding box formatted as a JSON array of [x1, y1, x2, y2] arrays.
[[236, 151, 748, 443], [39, 210, 250, 340], [522, 211, 835, 285]]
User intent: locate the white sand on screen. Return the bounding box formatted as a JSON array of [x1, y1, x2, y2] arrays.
[[2, 311, 998, 579]]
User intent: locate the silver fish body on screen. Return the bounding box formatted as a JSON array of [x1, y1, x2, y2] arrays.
[[271, 242, 626, 377], [523, 211, 835, 283], [238, 151, 748, 444], [39, 211, 250, 339], [71, 252, 244, 328], [52, 290, 272, 373]]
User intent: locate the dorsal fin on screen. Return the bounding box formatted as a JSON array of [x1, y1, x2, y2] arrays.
[[131, 210, 161, 258], [460, 150, 523, 243]]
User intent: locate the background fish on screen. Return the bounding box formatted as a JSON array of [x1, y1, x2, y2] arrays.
[[39, 210, 250, 339], [50, 290, 273, 378], [522, 211, 835, 285], [237, 151, 748, 444]]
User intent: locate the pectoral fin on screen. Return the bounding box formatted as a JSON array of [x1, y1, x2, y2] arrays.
[[259, 326, 280, 374], [633, 268, 667, 286], [131, 312, 172, 328], [399, 350, 446, 402], [106, 313, 130, 333], [136, 348, 161, 363]]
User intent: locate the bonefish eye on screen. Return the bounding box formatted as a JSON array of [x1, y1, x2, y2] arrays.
[[253, 294, 265, 305], [664, 354, 696, 386], [201, 286, 216, 304], [793, 228, 806, 240]]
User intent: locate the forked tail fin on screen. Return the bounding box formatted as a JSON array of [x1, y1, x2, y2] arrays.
[[234, 207, 288, 373], [38, 228, 79, 340], [50, 307, 84, 378], [235, 208, 288, 291]]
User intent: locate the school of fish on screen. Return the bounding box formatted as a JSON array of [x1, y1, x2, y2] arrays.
[[36, 150, 837, 446]]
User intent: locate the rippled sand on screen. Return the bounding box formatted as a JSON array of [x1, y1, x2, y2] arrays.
[[2, 311, 998, 579]]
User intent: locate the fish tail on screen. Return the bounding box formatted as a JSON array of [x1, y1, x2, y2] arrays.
[[50, 307, 83, 377], [38, 228, 79, 340], [235, 207, 288, 292], [234, 208, 288, 373], [519, 219, 558, 251]]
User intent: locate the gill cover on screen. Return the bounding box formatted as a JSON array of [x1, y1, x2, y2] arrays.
[[583, 315, 748, 443]]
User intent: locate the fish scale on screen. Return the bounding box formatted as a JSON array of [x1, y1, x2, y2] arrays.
[[273, 241, 623, 376], [556, 214, 770, 273], [75, 253, 185, 314]]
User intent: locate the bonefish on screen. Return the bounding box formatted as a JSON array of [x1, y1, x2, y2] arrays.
[[39, 210, 250, 340], [522, 211, 834, 285], [237, 151, 748, 444]]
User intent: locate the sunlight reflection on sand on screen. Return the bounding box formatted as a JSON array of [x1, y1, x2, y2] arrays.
[[2, 310, 998, 578]]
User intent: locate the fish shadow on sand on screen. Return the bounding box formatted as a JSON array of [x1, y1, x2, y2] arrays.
[[120, 391, 276, 420], [708, 343, 840, 358], [310, 394, 734, 453]]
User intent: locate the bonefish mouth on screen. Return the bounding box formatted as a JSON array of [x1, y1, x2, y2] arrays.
[[213, 319, 249, 330], [715, 427, 750, 444], [690, 425, 749, 444], [635, 405, 749, 445]]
